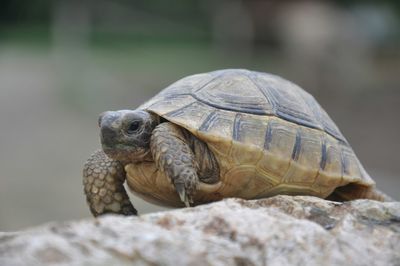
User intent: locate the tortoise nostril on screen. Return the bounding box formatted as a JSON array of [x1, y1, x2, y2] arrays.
[[97, 111, 116, 127], [99, 111, 123, 147]]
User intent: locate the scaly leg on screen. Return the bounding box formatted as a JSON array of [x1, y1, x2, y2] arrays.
[[83, 150, 137, 216], [150, 122, 199, 207]]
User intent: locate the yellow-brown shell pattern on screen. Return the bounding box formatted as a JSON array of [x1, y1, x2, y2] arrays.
[[138, 69, 374, 200]]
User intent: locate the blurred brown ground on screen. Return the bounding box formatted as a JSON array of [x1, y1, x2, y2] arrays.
[[0, 0, 399, 231]]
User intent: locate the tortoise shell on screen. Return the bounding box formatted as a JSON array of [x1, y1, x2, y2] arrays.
[[126, 69, 374, 206]]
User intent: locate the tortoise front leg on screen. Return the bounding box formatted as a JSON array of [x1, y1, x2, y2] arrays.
[[83, 150, 137, 216], [150, 122, 199, 207]]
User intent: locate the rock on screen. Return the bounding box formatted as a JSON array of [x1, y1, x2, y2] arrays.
[[1, 195, 399, 266]]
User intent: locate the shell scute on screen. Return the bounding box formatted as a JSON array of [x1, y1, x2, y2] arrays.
[[141, 69, 374, 200], [257, 118, 297, 181], [282, 127, 324, 185], [194, 71, 274, 115]]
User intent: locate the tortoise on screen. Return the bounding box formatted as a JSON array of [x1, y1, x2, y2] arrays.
[[83, 69, 391, 216]]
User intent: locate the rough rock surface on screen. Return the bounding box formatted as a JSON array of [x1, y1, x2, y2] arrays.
[[1, 195, 399, 266]]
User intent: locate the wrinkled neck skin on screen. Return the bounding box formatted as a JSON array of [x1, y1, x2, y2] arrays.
[[129, 149, 154, 165], [108, 148, 154, 167]]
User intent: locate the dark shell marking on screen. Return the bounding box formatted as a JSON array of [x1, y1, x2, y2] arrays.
[[159, 69, 346, 143], [139, 69, 374, 195]]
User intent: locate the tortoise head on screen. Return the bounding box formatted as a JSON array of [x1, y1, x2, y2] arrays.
[[98, 110, 159, 163]]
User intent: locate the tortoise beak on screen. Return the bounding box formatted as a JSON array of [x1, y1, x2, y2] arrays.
[[99, 111, 120, 148]]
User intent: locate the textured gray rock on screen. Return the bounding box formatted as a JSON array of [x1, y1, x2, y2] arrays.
[[1, 195, 399, 266]]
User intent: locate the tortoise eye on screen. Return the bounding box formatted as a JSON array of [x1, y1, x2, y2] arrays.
[[127, 121, 141, 134]]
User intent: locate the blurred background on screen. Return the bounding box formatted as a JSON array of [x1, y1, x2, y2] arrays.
[[0, 0, 399, 231]]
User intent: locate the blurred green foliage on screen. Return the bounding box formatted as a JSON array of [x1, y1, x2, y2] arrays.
[[1, 0, 400, 25], [0, 0, 51, 23], [0, 0, 211, 26], [335, 0, 400, 11], [1, 0, 399, 48], [1, 0, 399, 30]]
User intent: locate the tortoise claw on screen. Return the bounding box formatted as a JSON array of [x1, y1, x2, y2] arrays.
[[176, 183, 191, 207]]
